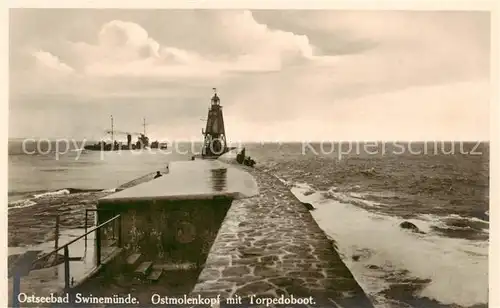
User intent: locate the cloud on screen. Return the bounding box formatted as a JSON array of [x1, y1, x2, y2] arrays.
[[216, 10, 314, 61], [9, 10, 490, 141], [12, 10, 326, 100], [255, 10, 489, 85], [63, 11, 319, 79], [98, 20, 159, 55], [31, 50, 74, 73], [224, 80, 490, 141], [17, 10, 488, 98]]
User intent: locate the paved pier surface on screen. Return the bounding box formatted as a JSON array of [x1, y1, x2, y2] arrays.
[[101, 160, 258, 202], [191, 166, 373, 307], [116, 166, 170, 190]]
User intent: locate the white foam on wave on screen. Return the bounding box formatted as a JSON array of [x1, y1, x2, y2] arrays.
[[9, 188, 72, 210], [8, 199, 37, 210], [419, 213, 490, 234], [33, 189, 70, 199], [450, 213, 489, 225], [322, 188, 384, 209], [291, 182, 488, 308], [276, 176, 294, 188]]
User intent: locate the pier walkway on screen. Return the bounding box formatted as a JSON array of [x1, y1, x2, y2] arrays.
[[100, 160, 258, 202], [190, 165, 373, 307]]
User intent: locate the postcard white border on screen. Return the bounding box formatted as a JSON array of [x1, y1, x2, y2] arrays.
[[1, 1, 498, 307]]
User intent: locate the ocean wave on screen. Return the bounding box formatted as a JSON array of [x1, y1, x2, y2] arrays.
[[418, 214, 489, 240], [317, 186, 489, 239], [33, 189, 71, 198], [8, 199, 37, 210], [11, 187, 109, 198], [319, 187, 385, 209], [8, 187, 113, 210], [289, 181, 488, 308], [447, 213, 489, 224], [276, 176, 294, 188], [419, 213, 489, 227]]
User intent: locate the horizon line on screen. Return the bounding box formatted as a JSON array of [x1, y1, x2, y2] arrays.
[[7, 138, 491, 143]]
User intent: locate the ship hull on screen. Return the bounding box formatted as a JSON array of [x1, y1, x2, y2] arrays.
[[83, 144, 163, 151]]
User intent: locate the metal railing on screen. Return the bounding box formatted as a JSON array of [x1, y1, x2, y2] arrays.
[[11, 213, 122, 308], [85, 209, 121, 251]]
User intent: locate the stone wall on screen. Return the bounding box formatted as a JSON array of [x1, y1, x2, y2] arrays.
[[97, 198, 232, 265], [190, 167, 374, 307]]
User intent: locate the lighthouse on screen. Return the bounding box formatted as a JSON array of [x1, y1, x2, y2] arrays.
[[202, 88, 227, 157]]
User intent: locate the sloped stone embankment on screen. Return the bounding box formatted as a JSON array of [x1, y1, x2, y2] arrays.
[[190, 167, 373, 307]]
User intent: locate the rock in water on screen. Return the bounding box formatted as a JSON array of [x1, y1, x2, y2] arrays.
[[301, 202, 315, 211], [303, 190, 315, 196], [400, 221, 424, 233], [361, 167, 376, 176]]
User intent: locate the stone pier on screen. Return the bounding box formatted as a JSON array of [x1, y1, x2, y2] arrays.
[[190, 166, 374, 307]]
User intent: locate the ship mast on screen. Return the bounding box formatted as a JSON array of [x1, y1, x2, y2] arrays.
[[110, 115, 114, 143]]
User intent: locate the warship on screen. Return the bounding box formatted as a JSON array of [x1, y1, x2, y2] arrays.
[[83, 117, 167, 151]]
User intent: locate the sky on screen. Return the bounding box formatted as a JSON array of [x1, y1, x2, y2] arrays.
[[8, 9, 491, 142]]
